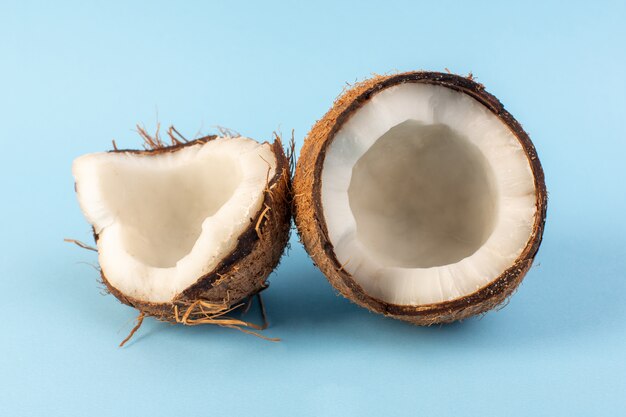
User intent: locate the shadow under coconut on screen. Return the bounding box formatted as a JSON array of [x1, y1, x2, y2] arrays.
[[57, 231, 626, 352], [263, 255, 366, 328]]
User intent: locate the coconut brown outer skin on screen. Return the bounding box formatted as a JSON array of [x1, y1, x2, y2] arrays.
[[293, 71, 548, 325], [94, 136, 292, 322]]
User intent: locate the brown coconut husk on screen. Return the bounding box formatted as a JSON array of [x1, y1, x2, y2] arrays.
[[71, 126, 293, 345], [293, 71, 547, 325]]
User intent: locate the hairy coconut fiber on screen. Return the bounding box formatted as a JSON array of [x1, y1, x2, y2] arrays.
[[293, 71, 547, 325]]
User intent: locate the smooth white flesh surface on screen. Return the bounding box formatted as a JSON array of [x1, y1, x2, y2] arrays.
[[322, 83, 537, 306], [73, 137, 276, 303], [348, 120, 497, 269]]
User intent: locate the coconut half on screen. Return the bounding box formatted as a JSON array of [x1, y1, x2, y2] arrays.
[[294, 72, 547, 324], [72, 131, 291, 336]]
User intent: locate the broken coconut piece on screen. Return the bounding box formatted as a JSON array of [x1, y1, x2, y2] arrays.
[[72, 131, 291, 339], [294, 71, 547, 324]]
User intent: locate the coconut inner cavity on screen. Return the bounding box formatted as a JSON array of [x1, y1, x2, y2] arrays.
[[321, 82, 537, 306], [100, 156, 242, 268], [348, 119, 497, 269]]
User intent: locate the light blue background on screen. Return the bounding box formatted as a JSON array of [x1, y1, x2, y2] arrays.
[[1, 1, 625, 415]]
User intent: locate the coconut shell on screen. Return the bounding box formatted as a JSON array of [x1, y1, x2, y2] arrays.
[[293, 71, 547, 324], [92, 135, 292, 324]]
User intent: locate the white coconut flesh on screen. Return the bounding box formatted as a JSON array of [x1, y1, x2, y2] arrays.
[[73, 137, 276, 303], [321, 83, 537, 306]]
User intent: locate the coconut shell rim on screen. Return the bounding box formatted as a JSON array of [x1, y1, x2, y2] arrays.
[[297, 71, 547, 319]]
